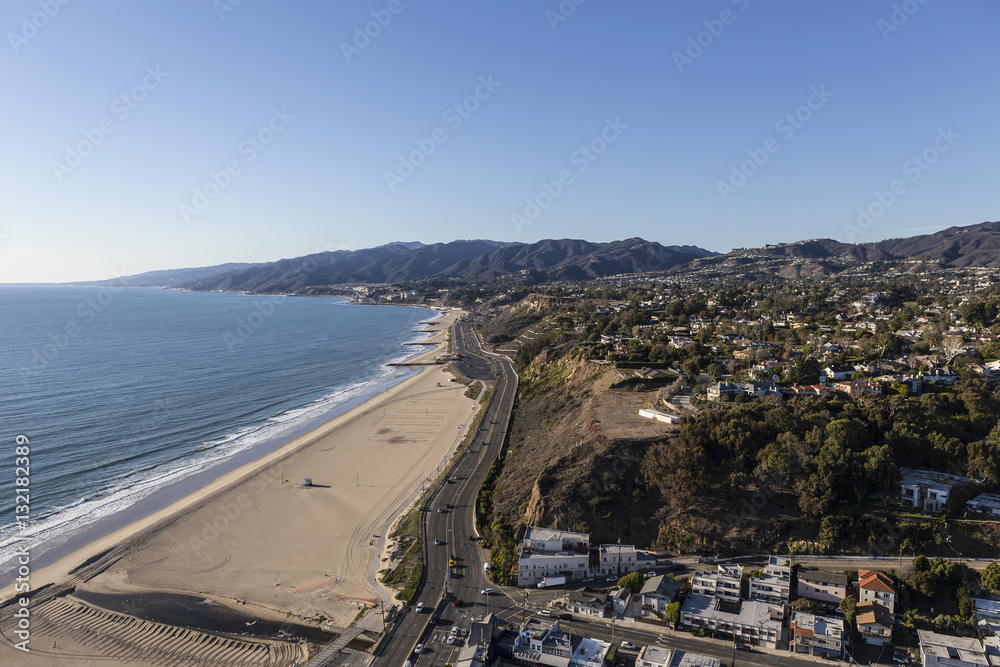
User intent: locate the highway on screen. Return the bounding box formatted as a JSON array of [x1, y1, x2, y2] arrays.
[[374, 319, 517, 667]]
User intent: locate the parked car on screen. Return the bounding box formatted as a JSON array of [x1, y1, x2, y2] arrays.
[[606, 576, 617, 582], [647, 571, 656, 576], [460, 628, 468, 637], [558, 613, 572, 621], [453, 599, 464, 607], [893, 653, 910, 665], [620, 641, 636, 650], [451, 626, 459, 636]]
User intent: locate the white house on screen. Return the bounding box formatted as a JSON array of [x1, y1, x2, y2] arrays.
[[899, 468, 972, 513], [858, 570, 897, 615], [517, 527, 590, 587], [640, 575, 681, 614], [691, 564, 743, 602], [597, 543, 654, 577], [918, 629, 992, 667]]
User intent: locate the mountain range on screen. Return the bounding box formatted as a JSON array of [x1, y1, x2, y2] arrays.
[[99, 220, 1000, 292]]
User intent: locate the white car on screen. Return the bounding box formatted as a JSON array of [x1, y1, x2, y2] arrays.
[[538, 609, 552, 617], [447, 635, 456, 645], [606, 576, 617, 582], [414, 643, 423, 654], [460, 628, 469, 637], [415, 602, 424, 613], [481, 587, 493, 595], [647, 571, 656, 576], [621, 640, 637, 650], [451, 626, 459, 635]]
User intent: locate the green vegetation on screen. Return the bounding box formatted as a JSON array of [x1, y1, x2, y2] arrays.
[[617, 571, 646, 594]]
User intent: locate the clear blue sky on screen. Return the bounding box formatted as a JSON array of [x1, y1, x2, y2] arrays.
[[2, 0, 997, 282]]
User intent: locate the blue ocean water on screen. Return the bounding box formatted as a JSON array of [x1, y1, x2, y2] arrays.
[[0, 286, 436, 574]]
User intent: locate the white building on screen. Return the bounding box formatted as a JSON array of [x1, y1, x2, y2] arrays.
[[636, 646, 721, 667], [640, 575, 681, 614], [899, 468, 972, 513], [597, 543, 654, 577], [517, 527, 590, 587], [858, 570, 897, 614], [918, 629, 992, 667], [680, 594, 784, 649], [691, 564, 743, 603], [749, 557, 791, 605]]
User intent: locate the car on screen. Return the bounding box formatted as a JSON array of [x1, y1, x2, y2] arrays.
[[451, 626, 459, 636], [445, 503, 453, 509], [437, 507, 444, 513], [558, 613, 572, 621], [453, 599, 464, 607], [538, 609, 552, 617], [434, 539, 441, 545], [414, 643, 423, 654], [447, 635, 456, 645], [448, 571, 455, 578], [735, 643, 754, 653], [415, 602, 424, 613], [481, 588, 493, 595], [460, 628, 468, 637], [582, 578, 594, 582], [647, 571, 656, 576], [620, 641, 636, 650], [606, 576, 617, 582], [893, 654, 910, 665]]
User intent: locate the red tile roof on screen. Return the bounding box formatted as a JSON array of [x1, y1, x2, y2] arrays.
[[859, 570, 896, 594]]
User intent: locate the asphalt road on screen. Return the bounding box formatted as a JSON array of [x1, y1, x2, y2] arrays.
[[374, 321, 517, 667]]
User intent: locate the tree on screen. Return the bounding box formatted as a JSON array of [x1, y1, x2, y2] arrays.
[[618, 571, 646, 594], [981, 561, 1000, 592], [665, 601, 681, 625], [840, 595, 857, 624]]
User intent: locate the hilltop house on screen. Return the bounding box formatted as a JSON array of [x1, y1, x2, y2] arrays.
[[832, 380, 884, 397], [858, 570, 897, 614], [966, 493, 1000, 517], [899, 468, 972, 513], [822, 365, 857, 382]]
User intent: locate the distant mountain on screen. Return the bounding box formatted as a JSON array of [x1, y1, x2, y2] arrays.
[[67, 263, 262, 288], [681, 220, 1000, 275], [181, 240, 514, 292], [178, 238, 717, 293]]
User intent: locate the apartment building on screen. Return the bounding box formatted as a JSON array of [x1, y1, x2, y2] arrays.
[[789, 612, 846, 660], [691, 564, 743, 603], [858, 570, 897, 614], [797, 570, 849, 605], [517, 527, 590, 587]]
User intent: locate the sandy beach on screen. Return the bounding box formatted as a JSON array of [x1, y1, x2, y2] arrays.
[[0, 308, 480, 666]]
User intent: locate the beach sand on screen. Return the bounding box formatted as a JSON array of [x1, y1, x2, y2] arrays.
[[0, 308, 479, 665]]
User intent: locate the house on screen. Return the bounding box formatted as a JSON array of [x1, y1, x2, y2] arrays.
[[680, 594, 784, 648], [691, 564, 743, 602], [517, 527, 590, 587], [974, 597, 1000, 636], [640, 575, 681, 614], [784, 384, 834, 398], [966, 493, 1000, 517], [610, 588, 631, 616], [832, 380, 884, 397], [923, 368, 959, 386], [858, 570, 897, 614], [856, 602, 893, 645], [597, 543, 654, 577], [797, 570, 849, 605], [822, 365, 856, 381], [899, 468, 972, 514], [512, 617, 573, 667], [918, 629, 993, 667], [748, 557, 792, 605], [565, 591, 607, 618], [789, 612, 846, 660], [636, 367, 671, 380], [569, 637, 612, 667], [733, 348, 756, 361], [636, 646, 721, 667], [705, 382, 781, 402]]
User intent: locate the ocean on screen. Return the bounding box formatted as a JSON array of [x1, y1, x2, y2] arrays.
[[0, 285, 437, 581]]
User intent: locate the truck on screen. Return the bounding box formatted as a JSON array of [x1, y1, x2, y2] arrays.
[[537, 576, 566, 589]]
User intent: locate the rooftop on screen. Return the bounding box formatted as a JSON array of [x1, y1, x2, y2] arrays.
[[798, 569, 849, 587], [899, 467, 972, 492], [792, 611, 845, 638], [524, 526, 589, 543]]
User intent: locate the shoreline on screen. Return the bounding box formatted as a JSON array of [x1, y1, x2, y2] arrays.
[[0, 307, 470, 614], [0, 298, 442, 589]]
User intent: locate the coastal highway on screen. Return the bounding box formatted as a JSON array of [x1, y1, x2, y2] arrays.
[[373, 319, 516, 667]]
